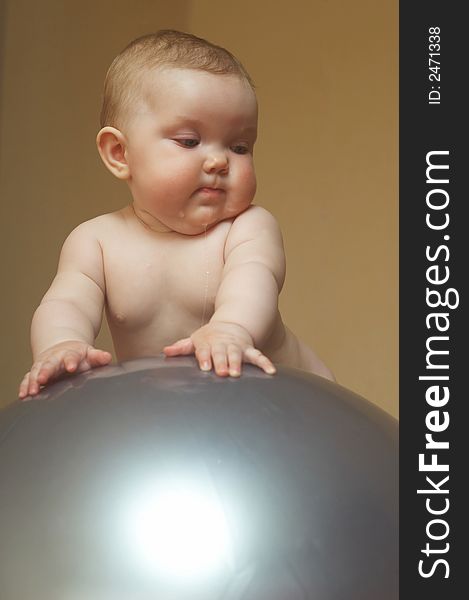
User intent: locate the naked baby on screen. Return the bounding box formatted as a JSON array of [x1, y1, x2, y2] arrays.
[[19, 30, 333, 399]]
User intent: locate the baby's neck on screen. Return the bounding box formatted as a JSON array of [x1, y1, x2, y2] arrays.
[[130, 203, 173, 233]]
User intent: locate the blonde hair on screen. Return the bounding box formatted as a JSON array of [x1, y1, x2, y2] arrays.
[[100, 30, 255, 129]]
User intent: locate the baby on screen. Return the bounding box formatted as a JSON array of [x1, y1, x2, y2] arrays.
[[19, 30, 333, 399]]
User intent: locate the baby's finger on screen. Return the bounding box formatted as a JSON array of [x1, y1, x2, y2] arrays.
[[244, 347, 276, 375], [194, 344, 213, 372], [35, 358, 61, 384], [87, 348, 112, 366], [26, 372, 42, 396], [18, 372, 31, 399], [63, 351, 81, 373], [29, 361, 49, 391], [163, 337, 194, 357], [211, 345, 230, 377], [227, 344, 242, 377]]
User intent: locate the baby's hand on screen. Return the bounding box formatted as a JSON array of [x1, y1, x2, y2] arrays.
[[163, 322, 276, 377], [18, 341, 112, 399]]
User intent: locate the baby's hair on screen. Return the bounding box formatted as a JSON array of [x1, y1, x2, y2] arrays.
[[100, 29, 255, 129]]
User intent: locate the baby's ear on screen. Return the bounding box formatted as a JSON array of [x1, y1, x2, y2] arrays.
[[96, 127, 130, 180]]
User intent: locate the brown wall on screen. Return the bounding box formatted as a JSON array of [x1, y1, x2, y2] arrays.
[[1, 0, 398, 417]]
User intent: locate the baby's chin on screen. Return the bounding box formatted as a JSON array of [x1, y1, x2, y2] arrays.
[[174, 206, 241, 235], [171, 217, 224, 236]]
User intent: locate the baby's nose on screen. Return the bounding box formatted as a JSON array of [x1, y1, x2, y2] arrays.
[[203, 152, 229, 174]]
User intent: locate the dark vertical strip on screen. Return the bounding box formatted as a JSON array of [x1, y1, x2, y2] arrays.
[[400, 2, 465, 597]]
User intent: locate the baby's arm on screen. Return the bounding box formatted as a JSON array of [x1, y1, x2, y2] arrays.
[[164, 206, 285, 376], [18, 223, 111, 398]]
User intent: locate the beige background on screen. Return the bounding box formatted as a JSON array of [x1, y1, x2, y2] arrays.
[[0, 0, 398, 417]]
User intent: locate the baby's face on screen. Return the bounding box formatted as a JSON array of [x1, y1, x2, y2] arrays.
[[123, 68, 258, 235]]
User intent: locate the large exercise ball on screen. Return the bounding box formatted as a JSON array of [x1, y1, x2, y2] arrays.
[[0, 357, 397, 599]]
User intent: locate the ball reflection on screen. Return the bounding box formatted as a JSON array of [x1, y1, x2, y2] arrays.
[[123, 475, 234, 582]]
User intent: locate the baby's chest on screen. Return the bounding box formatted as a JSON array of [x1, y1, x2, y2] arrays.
[[102, 232, 225, 327]]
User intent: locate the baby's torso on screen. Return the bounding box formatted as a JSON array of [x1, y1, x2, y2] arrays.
[[90, 206, 327, 377], [97, 206, 229, 359]]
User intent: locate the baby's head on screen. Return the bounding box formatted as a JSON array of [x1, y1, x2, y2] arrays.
[[100, 29, 255, 131], [97, 31, 258, 235]]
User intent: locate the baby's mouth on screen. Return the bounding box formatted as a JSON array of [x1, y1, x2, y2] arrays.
[[196, 187, 224, 196]]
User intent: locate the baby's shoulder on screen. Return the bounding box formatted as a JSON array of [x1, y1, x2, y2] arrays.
[[56, 212, 124, 276], [227, 204, 283, 246], [225, 205, 286, 281], [232, 204, 279, 228], [66, 209, 125, 241], [79, 209, 124, 231]]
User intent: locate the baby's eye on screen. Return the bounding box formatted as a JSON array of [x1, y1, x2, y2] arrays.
[[231, 145, 249, 155], [176, 138, 199, 148]]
